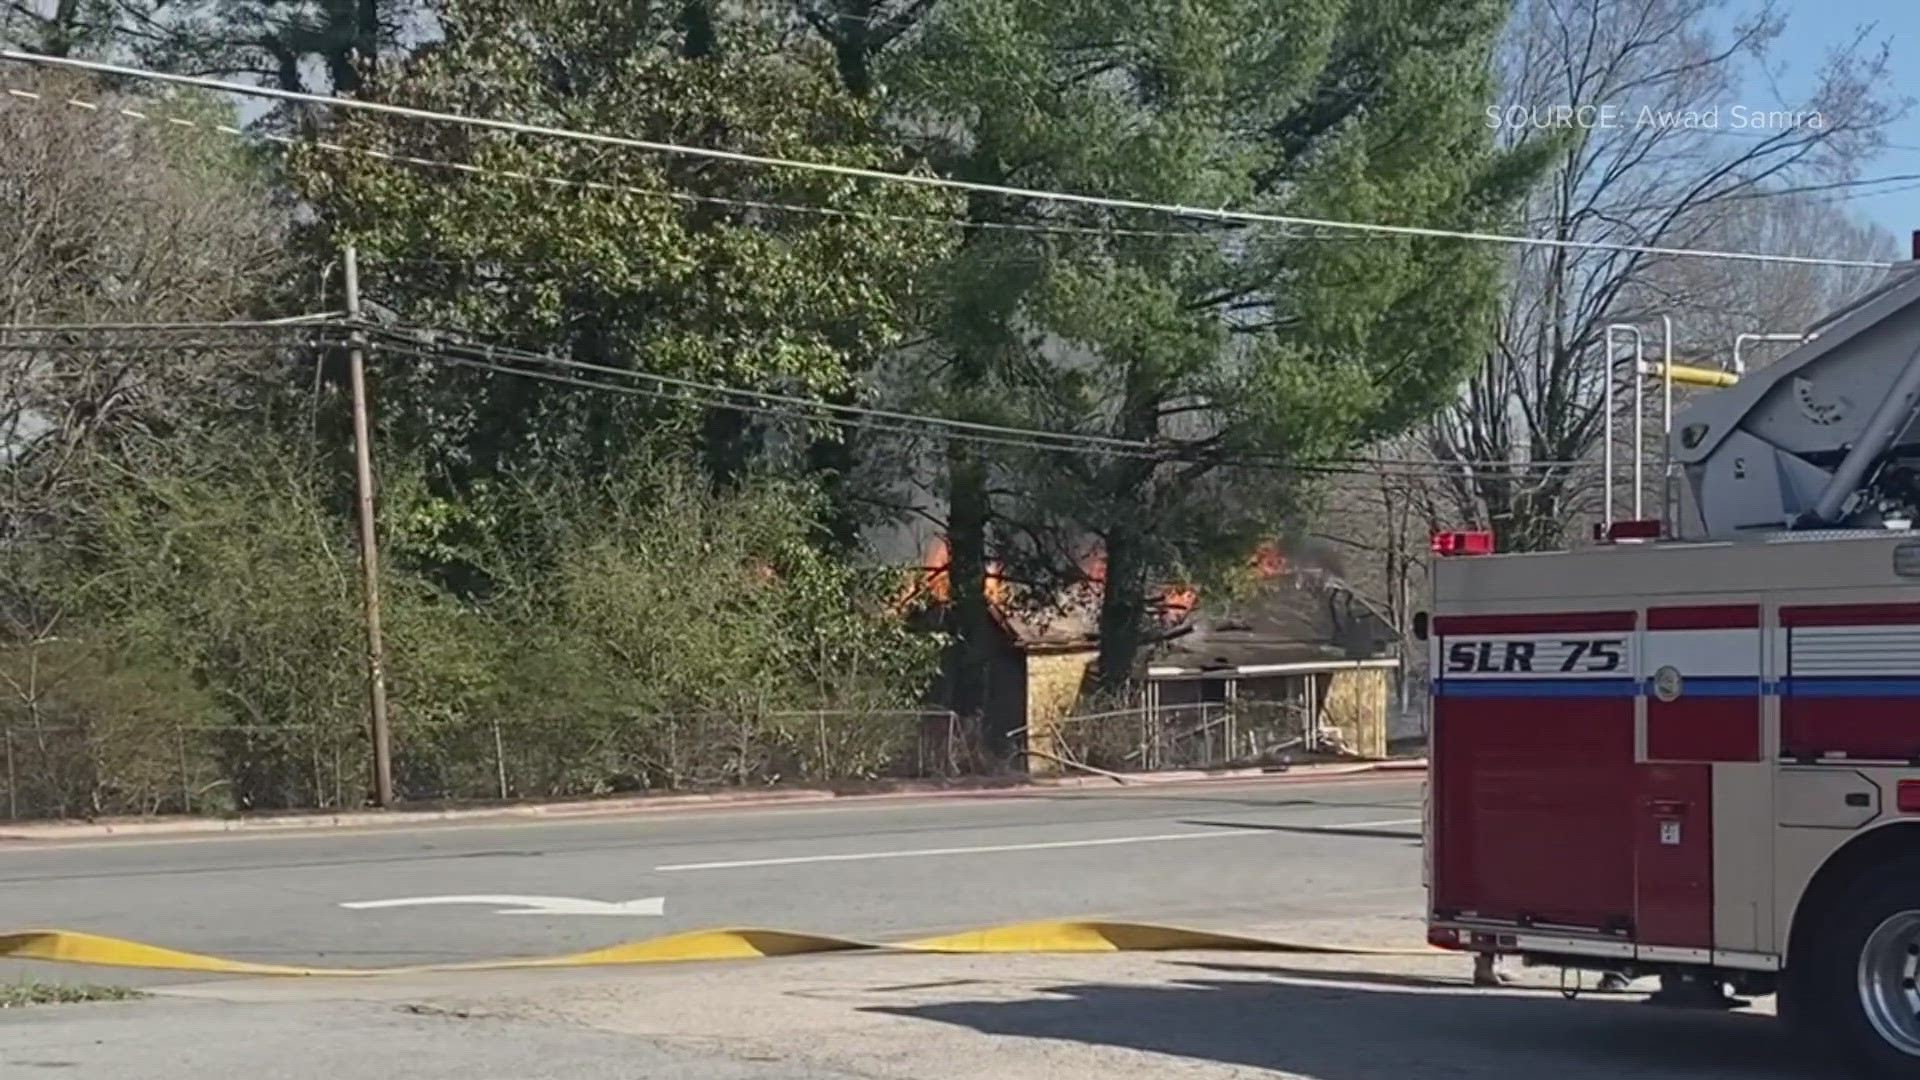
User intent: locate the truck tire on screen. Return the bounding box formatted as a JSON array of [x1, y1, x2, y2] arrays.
[[1807, 851, 1920, 1077], [1776, 961, 1808, 1039]]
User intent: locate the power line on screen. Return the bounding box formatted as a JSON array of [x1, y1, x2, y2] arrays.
[[0, 318, 340, 353], [0, 315, 344, 332], [0, 335, 336, 353], [1695, 122, 1920, 156], [0, 51, 1893, 270], [0, 314, 1599, 474], [383, 341, 1466, 475], [363, 324, 1156, 451], [1712, 171, 1920, 203], [34, 77, 1896, 258], [4, 86, 1223, 244], [373, 341, 1176, 462], [1832, 179, 1920, 205], [56, 77, 1897, 263], [370, 332, 1599, 476], [369, 323, 1600, 467], [1528, 171, 1920, 228]]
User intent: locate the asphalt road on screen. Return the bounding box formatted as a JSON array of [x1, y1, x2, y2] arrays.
[[0, 776, 1423, 980], [7, 776, 1829, 1079]]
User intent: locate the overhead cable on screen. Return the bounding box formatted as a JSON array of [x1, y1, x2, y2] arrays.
[[26, 76, 1902, 257], [372, 342, 1170, 462], [0, 315, 345, 333], [0, 315, 1595, 471], [0, 317, 1598, 473], [363, 324, 1156, 451], [373, 335, 1599, 475], [0, 51, 1893, 270], [370, 324, 1594, 468], [3, 86, 1215, 243]]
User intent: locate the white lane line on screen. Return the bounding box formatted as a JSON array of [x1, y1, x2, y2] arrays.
[[653, 818, 1421, 872]]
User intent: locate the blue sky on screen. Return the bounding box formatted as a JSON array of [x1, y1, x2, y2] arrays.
[[1745, 0, 1920, 242]]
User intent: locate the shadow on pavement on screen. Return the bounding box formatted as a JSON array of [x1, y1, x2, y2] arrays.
[[1171, 959, 1481, 992], [1176, 960, 1676, 997], [1179, 818, 1422, 841], [1012, 789, 1420, 813], [865, 966, 1822, 1079]]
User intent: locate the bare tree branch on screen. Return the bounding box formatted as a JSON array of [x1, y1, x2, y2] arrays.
[[1430, 0, 1901, 550]]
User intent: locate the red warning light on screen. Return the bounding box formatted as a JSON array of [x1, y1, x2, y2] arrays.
[[1898, 780, 1920, 814], [1430, 531, 1494, 557]]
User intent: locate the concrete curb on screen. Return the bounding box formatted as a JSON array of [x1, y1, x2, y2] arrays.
[[0, 759, 1426, 843]]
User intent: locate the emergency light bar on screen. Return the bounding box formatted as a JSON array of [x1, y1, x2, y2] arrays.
[[1430, 530, 1493, 557]]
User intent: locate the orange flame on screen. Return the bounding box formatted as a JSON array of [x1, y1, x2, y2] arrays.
[[1158, 584, 1198, 620], [1253, 542, 1286, 579], [1078, 547, 1106, 586], [894, 536, 1284, 626], [900, 537, 1010, 614]]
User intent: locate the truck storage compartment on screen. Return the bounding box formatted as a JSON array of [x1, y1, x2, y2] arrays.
[[1431, 611, 1638, 932], [1433, 696, 1637, 930], [1634, 763, 1714, 949]]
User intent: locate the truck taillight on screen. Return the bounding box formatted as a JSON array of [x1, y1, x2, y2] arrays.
[[1431, 530, 1493, 557], [1898, 781, 1920, 813]]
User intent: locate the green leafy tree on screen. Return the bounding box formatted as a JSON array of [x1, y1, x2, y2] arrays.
[[889, 0, 1549, 693], [286, 0, 960, 585]]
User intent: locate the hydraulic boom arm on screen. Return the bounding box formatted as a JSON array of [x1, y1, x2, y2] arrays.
[[1674, 267, 1920, 538]]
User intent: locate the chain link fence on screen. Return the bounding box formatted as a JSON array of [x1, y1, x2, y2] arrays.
[[1033, 699, 1323, 775], [1, 688, 1433, 821], [0, 710, 988, 821]]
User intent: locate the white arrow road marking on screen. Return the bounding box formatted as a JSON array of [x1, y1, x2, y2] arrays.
[[339, 894, 666, 916]]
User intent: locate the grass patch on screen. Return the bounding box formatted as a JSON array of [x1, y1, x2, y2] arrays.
[[0, 981, 144, 1008]]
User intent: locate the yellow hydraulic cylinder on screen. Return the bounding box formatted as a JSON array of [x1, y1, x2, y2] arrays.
[[1646, 362, 1739, 388]]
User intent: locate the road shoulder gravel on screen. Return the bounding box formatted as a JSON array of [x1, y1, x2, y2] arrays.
[[74, 944, 1825, 1080], [1, 993, 871, 1080]]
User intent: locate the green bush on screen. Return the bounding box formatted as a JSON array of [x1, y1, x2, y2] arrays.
[[2, 443, 943, 817]]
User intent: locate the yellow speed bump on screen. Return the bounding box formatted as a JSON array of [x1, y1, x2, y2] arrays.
[[1, 921, 1437, 976], [0, 927, 877, 977], [901, 919, 1423, 956], [0, 929, 325, 976], [523, 928, 868, 967]]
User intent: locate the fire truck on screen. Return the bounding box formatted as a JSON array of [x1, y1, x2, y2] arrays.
[[1422, 252, 1920, 1077]]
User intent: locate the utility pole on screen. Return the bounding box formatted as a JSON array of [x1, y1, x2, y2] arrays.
[[344, 244, 395, 807]]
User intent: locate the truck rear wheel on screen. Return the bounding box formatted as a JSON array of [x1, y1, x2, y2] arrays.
[[1808, 853, 1920, 1077]]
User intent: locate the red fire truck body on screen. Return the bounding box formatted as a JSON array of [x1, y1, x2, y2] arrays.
[[1424, 260, 1920, 1076], [1426, 533, 1920, 964]]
